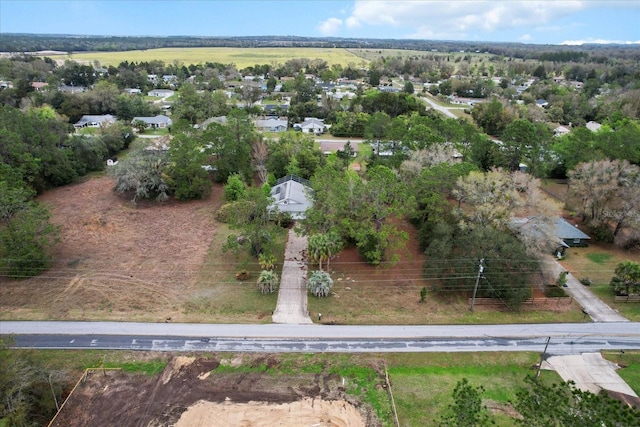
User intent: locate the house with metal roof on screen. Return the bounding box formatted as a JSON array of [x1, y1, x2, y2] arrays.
[[269, 175, 313, 220], [255, 117, 288, 132]]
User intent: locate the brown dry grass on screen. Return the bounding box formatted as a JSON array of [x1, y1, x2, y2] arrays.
[[0, 175, 223, 322]]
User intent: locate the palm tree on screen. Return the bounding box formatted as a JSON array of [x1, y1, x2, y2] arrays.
[[307, 270, 333, 298], [257, 270, 279, 294]]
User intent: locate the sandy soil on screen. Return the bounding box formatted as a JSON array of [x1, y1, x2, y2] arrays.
[[0, 175, 223, 321], [51, 355, 375, 427], [174, 398, 364, 427]]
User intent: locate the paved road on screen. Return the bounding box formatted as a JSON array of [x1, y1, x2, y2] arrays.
[[272, 228, 312, 324], [543, 256, 628, 322], [421, 95, 466, 119], [3, 321, 639, 354]]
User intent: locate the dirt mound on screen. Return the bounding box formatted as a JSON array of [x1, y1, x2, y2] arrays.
[[174, 398, 364, 427], [51, 355, 377, 427]]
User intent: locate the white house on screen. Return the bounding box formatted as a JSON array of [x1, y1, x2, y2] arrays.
[[132, 115, 173, 129], [554, 125, 571, 137], [586, 121, 602, 132], [74, 114, 117, 129], [294, 117, 326, 135], [255, 117, 288, 132], [269, 176, 313, 220]]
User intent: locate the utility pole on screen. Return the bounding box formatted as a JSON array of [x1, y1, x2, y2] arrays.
[[469, 258, 484, 312], [536, 337, 551, 377]]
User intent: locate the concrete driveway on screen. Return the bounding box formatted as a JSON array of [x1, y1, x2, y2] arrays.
[[272, 228, 312, 324], [544, 353, 638, 397], [543, 256, 628, 322]]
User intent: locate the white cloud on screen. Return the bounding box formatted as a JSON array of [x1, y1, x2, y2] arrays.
[[318, 17, 343, 36], [561, 39, 640, 45], [519, 34, 533, 41], [329, 0, 592, 39]]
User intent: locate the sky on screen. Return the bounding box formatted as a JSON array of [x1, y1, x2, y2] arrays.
[[1, 0, 639, 46]]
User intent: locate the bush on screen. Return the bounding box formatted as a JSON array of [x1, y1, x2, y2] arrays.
[[235, 270, 251, 281], [580, 277, 593, 286], [587, 222, 614, 243], [545, 286, 567, 297], [275, 212, 294, 228]]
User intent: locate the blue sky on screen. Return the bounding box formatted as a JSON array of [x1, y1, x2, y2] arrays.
[[1, 1, 639, 45]]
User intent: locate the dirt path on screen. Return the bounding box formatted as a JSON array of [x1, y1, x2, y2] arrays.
[[272, 228, 312, 324], [544, 353, 638, 397], [543, 256, 628, 322]]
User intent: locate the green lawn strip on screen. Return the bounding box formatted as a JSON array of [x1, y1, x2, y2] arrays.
[[586, 252, 614, 264], [185, 222, 286, 323], [590, 284, 640, 321], [385, 352, 559, 426], [602, 351, 640, 395]]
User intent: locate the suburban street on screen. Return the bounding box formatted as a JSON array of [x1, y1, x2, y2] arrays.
[[3, 321, 640, 354]]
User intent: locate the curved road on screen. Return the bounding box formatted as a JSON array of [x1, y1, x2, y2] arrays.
[[3, 321, 639, 354]]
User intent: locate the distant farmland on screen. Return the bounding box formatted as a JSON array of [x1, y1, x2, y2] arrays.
[[68, 47, 368, 68]]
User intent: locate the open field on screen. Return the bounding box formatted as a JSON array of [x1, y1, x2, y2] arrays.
[[67, 47, 366, 68]]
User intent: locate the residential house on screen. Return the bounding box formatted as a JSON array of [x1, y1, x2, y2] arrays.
[[554, 125, 571, 137], [269, 175, 313, 220], [132, 115, 173, 129], [535, 99, 549, 108], [200, 116, 227, 130], [74, 114, 117, 129], [255, 117, 288, 133], [586, 121, 602, 132], [319, 140, 359, 156], [294, 117, 326, 135], [31, 82, 49, 91], [148, 89, 175, 97], [263, 104, 289, 115], [124, 88, 141, 94], [512, 216, 590, 258]]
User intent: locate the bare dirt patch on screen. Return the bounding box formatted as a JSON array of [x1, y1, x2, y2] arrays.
[[0, 175, 223, 322], [50, 355, 375, 427]]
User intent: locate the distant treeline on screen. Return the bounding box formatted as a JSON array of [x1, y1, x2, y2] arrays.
[[2, 34, 640, 62]]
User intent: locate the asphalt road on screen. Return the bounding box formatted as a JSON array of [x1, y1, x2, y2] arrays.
[[3, 321, 639, 354]]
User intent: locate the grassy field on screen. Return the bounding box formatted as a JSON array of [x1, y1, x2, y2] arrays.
[[68, 47, 366, 68]]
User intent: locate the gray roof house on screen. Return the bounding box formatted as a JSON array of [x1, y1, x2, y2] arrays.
[[294, 118, 326, 135], [554, 217, 590, 247], [512, 216, 590, 258], [255, 117, 288, 132], [74, 114, 117, 129], [132, 115, 173, 128], [269, 176, 313, 220]]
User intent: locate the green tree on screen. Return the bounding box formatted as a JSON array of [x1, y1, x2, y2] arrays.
[[610, 261, 640, 296], [307, 270, 334, 297], [204, 109, 255, 183], [0, 178, 59, 278], [110, 146, 171, 202], [307, 231, 343, 270], [438, 378, 493, 427], [514, 376, 640, 426], [166, 132, 211, 200], [224, 173, 247, 202], [257, 270, 279, 294]]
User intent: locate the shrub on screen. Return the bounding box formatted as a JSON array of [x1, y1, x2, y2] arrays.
[[307, 270, 333, 298], [580, 277, 593, 286], [235, 270, 251, 281], [257, 270, 279, 294]]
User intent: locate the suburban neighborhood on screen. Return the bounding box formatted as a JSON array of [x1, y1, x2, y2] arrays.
[[1, 28, 640, 426]]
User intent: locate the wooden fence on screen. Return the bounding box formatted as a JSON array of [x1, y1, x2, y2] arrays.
[[614, 295, 640, 303], [468, 297, 573, 306]]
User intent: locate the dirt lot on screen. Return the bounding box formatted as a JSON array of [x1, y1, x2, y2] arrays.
[[51, 355, 376, 427], [0, 175, 223, 322]]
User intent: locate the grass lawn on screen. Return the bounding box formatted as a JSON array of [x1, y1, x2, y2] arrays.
[[590, 284, 640, 321], [182, 223, 287, 323], [602, 351, 640, 395], [69, 47, 365, 68], [559, 242, 640, 285], [385, 352, 561, 426]]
